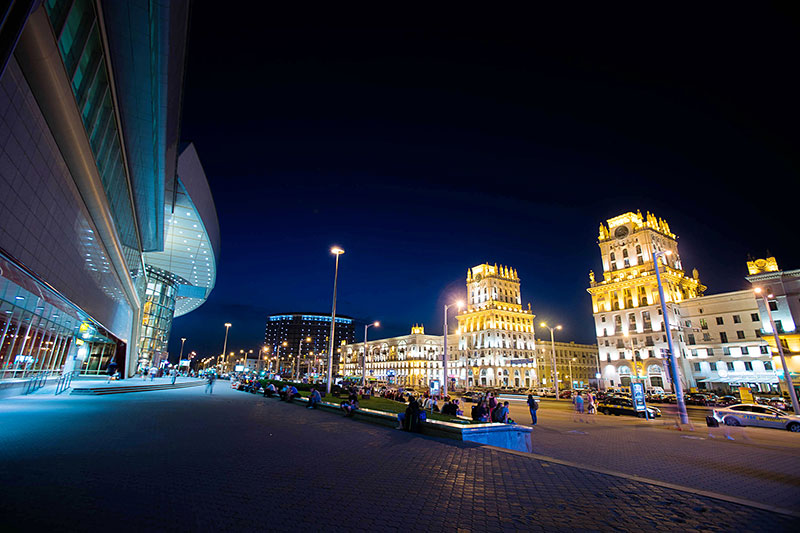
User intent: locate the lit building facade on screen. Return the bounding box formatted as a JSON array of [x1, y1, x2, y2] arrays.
[[0, 1, 217, 394], [535, 341, 600, 390], [588, 211, 705, 391], [746, 257, 800, 394], [264, 313, 355, 374], [588, 211, 780, 393], [452, 263, 538, 388], [678, 290, 774, 393], [340, 324, 450, 386]]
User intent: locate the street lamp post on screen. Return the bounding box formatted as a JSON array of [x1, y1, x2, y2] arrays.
[[623, 333, 639, 383], [540, 322, 562, 397], [653, 250, 689, 424], [221, 323, 231, 372], [179, 337, 186, 369], [442, 301, 464, 398], [326, 247, 344, 394], [755, 287, 800, 415], [276, 341, 287, 374], [296, 337, 311, 380], [361, 321, 379, 387], [568, 357, 575, 389]]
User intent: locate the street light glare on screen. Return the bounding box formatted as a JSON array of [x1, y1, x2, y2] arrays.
[[556, 325, 563, 330], [457, 300, 464, 309], [224, 323, 231, 327], [331, 246, 344, 255], [374, 321, 380, 327]]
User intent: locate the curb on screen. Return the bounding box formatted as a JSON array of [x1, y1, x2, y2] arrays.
[[480, 444, 800, 519]]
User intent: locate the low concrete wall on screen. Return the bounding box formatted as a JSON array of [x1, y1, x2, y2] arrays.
[[290, 396, 532, 453]]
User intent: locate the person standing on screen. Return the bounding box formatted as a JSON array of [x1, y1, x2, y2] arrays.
[[573, 391, 585, 422], [205, 372, 215, 394], [488, 392, 497, 423], [527, 394, 539, 425], [171, 367, 177, 385]]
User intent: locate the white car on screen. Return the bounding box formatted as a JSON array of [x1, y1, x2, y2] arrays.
[[712, 404, 800, 432]]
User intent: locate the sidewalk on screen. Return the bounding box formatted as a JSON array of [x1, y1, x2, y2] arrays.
[[0, 385, 796, 532]]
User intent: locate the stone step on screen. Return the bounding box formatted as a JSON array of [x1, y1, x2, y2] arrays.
[[70, 381, 204, 395]]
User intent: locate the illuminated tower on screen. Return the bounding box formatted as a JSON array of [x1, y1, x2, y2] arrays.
[[587, 211, 705, 391], [453, 263, 537, 388]]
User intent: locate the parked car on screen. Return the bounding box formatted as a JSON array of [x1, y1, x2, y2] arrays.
[[460, 391, 480, 403], [716, 395, 739, 407], [646, 392, 666, 403], [559, 389, 574, 399], [685, 393, 714, 406], [597, 396, 661, 418], [767, 397, 789, 411], [713, 404, 800, 432]]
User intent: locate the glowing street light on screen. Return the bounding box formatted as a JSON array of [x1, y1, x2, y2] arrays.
[[179, 337, 187, 368], [361, 321, 380, 387], [754, 287, 800, 415], [326, 246, 344, 394], [540, 322, 562, 397], [221, 323, 231, 371], [276, 341, 288, 374], [442, 300, 464, 398], [296, 337, 312, 380]]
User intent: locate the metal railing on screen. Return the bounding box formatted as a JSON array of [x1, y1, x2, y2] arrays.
[[55, 370, 79, 395], [22, 371, 52, 395]]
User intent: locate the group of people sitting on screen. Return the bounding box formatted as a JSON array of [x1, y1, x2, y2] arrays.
[[470, 392, 515, 424], [380, 388, 408, 402], [340, 387, 360, 416]]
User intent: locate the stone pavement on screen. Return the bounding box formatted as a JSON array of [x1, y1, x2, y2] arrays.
[[504, 400, 800, 510], [0, 385, 796, 532]]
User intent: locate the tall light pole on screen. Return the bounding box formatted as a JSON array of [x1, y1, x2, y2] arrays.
[[540, 322, 562, 397], [653, 250, 688, 424], [261, 346, 269, 372], [361, 321, 379, 387], [442, 300, 464, 398], [239, 349, 253, 372], [755, 287, 800, 415], [296, 337, 311, 380], [179, 337, 187, 369], [276, 341, 287, 374], [221, 323, 231, 372], [623, 333, 640, 384], [568, 357, 575, 389], [326, 247, 344, 394]]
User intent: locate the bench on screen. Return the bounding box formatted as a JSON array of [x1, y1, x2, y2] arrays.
[[291, 396, 532, 452]]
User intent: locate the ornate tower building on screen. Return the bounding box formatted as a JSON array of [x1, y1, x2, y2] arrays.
[[453, 263, 537, 388], [587, 211, 705, 391]]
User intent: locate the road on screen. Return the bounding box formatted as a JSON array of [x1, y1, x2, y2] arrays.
[[454, 394, 800, 511]]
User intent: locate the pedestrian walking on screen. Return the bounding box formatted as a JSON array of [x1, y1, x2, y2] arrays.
[[205, 372, 215, 394], [171, 367, 177, 385], [527, 394, 538, 425], [586, 391, 595, 414], [573, 391, 585, 422]]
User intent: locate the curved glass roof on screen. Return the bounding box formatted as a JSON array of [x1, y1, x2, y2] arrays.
[[143, 144, 219, 318]]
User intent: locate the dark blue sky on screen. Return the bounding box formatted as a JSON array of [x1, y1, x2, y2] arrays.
[[171, 5, 799, 360]]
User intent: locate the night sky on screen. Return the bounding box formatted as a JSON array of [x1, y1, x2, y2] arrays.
[[170, 5, 799, 361]]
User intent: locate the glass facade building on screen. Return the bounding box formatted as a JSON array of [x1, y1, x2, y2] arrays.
[[265, 313, 356, 368], [0, 1, 218, 395]]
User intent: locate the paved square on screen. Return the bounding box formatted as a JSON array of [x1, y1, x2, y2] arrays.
[[0, 384, 796, 532]]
